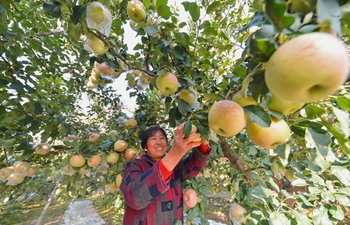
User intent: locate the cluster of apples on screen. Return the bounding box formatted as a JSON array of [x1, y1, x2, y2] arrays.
[[208, 32, 349, 150], [0, 161, 38, 186]]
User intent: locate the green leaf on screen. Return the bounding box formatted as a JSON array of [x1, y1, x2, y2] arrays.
[[0, 0, 13, 11], [336, 96, 350, 111], [332, 106, 349, 138], [156, 0, 167, 8], [247, 35, 276, 62], [292, 211, 312, 225], [317, 0, 342, 36], [9, 80, 24, 92], [182, 120, 192, 137], [244, 105, 271, 127], [329, 205, 345, 220], [265, 0, 296, 31], [178, 99, 190, 115], [307, 128, 331, 147], [304, 105, 326, 119], [70, 5, 86, 24], [269, 211, 290, 225], [43, 1, 62, 18], [202, 27, 217, 36], [34, 102, 43, 115], [334, 194, 350, 206], [274, 144, 290, 166], [29, 120, 40, 131], [331, 166, 350, 186], [143, 0, 150, 8], [312, 206, 333, 225], [250, 186, 274, 205], [157, 4, 172, 19], [146, 25, 159, 36], [206, 1, 221, 14], [182, 1, 200, 22]]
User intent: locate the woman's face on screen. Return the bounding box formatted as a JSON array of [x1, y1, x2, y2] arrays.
[[145, 130, 168, 160]]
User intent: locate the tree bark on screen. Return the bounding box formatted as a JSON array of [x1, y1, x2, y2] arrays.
[[35, 174, 64, 225], [220, 138, 245, 171]]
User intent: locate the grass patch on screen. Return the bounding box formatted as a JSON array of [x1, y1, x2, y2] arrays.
[[0, 202, 68, 225]]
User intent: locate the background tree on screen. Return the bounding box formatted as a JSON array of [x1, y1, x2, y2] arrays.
[[1, 0, 350, 224]]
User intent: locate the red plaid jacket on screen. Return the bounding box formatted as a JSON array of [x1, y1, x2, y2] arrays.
[[120, 148, 211, 225]]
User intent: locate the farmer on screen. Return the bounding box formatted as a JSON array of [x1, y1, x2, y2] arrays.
[[120, 123, 211, 224]]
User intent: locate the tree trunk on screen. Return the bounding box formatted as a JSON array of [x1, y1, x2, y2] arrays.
[[35, 174, 64, 225]]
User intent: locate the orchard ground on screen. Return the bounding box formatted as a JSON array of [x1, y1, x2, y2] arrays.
[[0, 193, 232, 224]]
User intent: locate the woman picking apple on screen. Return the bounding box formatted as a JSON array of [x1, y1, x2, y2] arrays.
[[120, 123, 211, 224]]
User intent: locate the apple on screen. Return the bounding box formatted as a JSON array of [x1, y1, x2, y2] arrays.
[[86, 80, 97, 89], [117, 59, 128, 71], [86, 2, 112, 36], [229, 203, 246, 223], [156, 72, 179, 97], [26, 165, 38, 177], [125, 148, 137, 160], [265, 32, 349, 103], [189, 125, 201, 143], [13, 161, 30, 175], [96, 62, 114, 75], [126, 118, 137, 128], [70, 155, 86, 167], [0, 167, 13, 181], [6, 172, 25, 186], [108, 130, 119, 138], [271, 161, 286, 180], [132, 69, 141, 76], [106, 152, 119, 164], [62, 165, 76, 176], [84, 33, 109, 55], [79, 167, 92, 177], [247, 117, 291, 149], [114, 140, 128, 152], [87, 155, 102, 167], [116, 173, 123, 187], [91, 67, 101, 79], [183, 189, 198, 208], [235, 95, 258, 107], [208, 100, 246, 137], [108, 184, 120, 192], [89, 76, 99, 85], [268, 95, 304, 115], [138, 72, 151, 85], [179, 89, 197, 107], [65, 134, 76, 141], [128, 79, 137, 87], [35, 142, 51, 155], [127, 0, 146, 23], [88, 132, 100, 142]]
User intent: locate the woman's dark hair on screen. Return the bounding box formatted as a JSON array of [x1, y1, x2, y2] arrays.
[[141, 126, 168, 149]]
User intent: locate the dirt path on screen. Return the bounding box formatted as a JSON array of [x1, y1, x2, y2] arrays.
[[60, 200, 105, 225]]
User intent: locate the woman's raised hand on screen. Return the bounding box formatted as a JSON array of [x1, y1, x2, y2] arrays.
[[171, 123, 202, 156]]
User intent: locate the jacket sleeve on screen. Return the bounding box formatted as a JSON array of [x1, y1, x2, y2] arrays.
[[176, 147, 211, 182], [120, 160, 169, 210]]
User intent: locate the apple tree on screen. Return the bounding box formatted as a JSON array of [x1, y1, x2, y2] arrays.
[[1, 0, 350, 224]]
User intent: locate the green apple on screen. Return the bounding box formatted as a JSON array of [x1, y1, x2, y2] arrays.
[[247, 117, 291, 149], [114, 140, 128, 152], [126, 118, 138, 128], [0, 167, 13, 181], [268, 95, 304, 115], [235, 95, 258, 107], [156, 72, 179, 97], [179, 89, 197, 107], [86, 2, 112, 36], [107, 152, 119, 164], [229, 203, 246, 223], [84, 33, 108, 55], [35, 142, 52, 155], [265, 32, 349, 103], [127, 0, 146, 23], [208, 100, 246, 137], [138, 72, 151, 85]]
